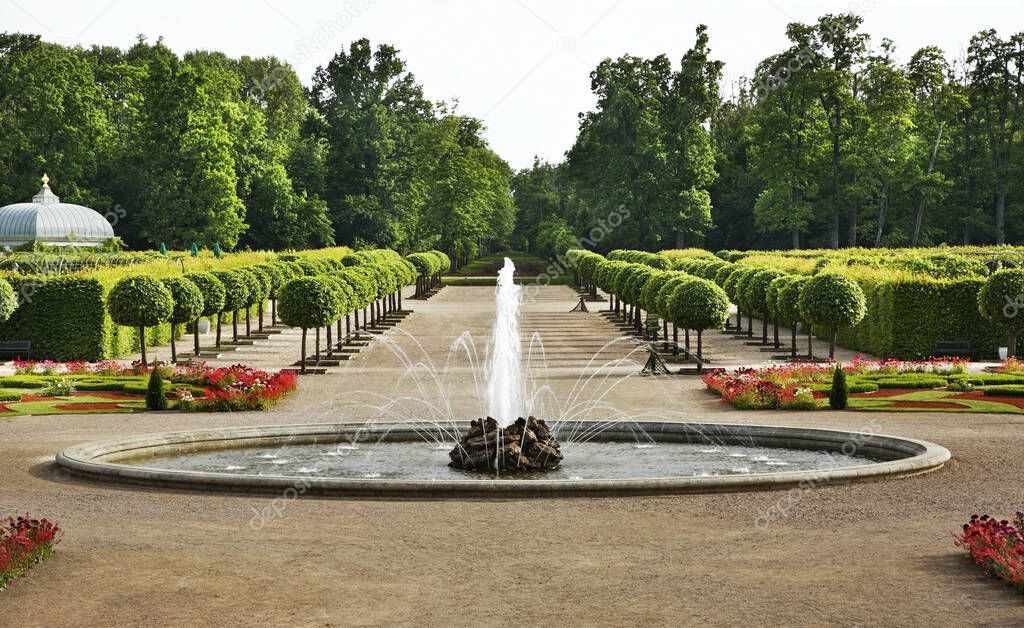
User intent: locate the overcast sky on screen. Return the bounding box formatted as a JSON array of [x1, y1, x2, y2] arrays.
[[2, 0, 1020, 169]]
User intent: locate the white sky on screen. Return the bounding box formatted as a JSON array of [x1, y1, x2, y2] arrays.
[[2, 0, 1020, 169]]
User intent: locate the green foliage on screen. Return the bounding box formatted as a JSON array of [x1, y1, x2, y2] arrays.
[[978, 269, 1024, 332], [161, 276, 204, 325], [277, 276, 341, 329], [106, 275, 174, 328], [146, 367, 168, 410], [668, 278, 730, 331], [183, 272, 226, 318], [210, 270, 250, 312], [798, 274, 867, 332], [829, 366, 849, 409], [981, 385, 1024, 397], [747, 268, 786, 316], [774, 275, 810, 323], [0, 278, 19, 323]]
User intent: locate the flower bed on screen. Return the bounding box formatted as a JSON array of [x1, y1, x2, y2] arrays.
[[702, 357, 970, 410], [176, 364, 298, 411], [0, 516, 61, 590], [955, 512, 1024, 594], [2, 361, 298, 414]]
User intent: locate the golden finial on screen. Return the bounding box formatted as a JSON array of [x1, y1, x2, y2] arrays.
[[41, 173, 49, 186]]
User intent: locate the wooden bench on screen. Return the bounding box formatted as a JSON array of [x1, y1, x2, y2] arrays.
[[933, 341, 971, 358], [0, 341, 31, 361]]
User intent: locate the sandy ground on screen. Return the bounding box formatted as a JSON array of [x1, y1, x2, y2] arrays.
[[1, 285, 1022, 626]]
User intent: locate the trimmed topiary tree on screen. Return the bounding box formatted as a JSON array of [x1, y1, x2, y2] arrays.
[[184, 271, 225, 356], [829, 364, 848, 409], [211, 270, 250, 345], [773, 275, 810, 358], [978, 268, 1024, 358], [146, 363, 168, 410], [278, 276, 342, 373], [748, 269, 786, 345], [106, 274, 173, 366], [668, 277, 730, 362], [798, 273, 867, 359], [161, 276, 204, 363]]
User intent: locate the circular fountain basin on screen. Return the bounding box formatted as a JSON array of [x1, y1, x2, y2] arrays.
[[56, 422, 950, 498]]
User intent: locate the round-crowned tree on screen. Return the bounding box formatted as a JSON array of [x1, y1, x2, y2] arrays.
[[667, 277, 729, 361], [978, 268, 1024, 357], [107, 275, 173, 365], [748, 269, 786, 344], [210, 270, 250, 345], [771, 275, 809, 358], [161, 276, 204, 363], [184, 271, 225, 356], [278, 276, 343, 373], [0, 278, 19, 324], [798, 273, 867, 359]]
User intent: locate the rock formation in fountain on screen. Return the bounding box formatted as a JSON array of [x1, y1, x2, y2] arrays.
[[448, 257, 564, 474], [448, 416, 563, 472]]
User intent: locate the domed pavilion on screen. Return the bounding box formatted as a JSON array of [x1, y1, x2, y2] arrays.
[[0, 174, 115, 248]]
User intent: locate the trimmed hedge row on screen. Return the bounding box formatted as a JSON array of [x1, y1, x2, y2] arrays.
[[0, 247, 413, 361]]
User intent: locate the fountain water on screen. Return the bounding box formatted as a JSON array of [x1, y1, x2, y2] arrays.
[[486, 257, 524, 427], [448, 257, 563, 472]]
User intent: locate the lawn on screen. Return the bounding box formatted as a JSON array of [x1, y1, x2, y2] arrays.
[[0, 392, 145, 416], [850, 389, 1024, 413]]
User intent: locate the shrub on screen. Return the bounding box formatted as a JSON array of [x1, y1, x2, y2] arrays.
[[210, 270, 250, 343], [829, 365, 848, 409], [667, 278, 729, 359], [799, 273, 867, 359], [41, 378, 76, 397], [981, 385, 1024, 397], [161, 276, 204, 363], [278, 277, 342, 372], [872, 376, 947, 389], [146, 366, 168, 410], [954, 513, 1024, 594], [978, 269, 1024, 357], [106, 275, 173, 365]]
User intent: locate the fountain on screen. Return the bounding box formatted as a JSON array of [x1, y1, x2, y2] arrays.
[[54, 257, 952, 497], [448, 257, 564, 473]]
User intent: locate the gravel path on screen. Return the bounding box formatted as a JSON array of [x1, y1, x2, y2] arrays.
[[1, 285, 1021, 626]]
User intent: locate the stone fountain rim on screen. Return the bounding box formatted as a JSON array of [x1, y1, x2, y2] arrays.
[[55, 421, 950, 498]]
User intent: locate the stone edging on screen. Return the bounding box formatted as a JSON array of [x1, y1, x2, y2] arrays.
[[55, 421, 951, 498]]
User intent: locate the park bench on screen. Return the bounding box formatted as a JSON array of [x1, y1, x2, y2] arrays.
[[0, 341, 31, 361], [933, 340, 971, 359]]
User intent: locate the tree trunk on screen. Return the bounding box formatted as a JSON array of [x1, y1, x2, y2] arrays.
[[1010, 329, 1018, 359], [996, 183, 1007, 245], [829, 329, 838, 359], [912, 123, 943, 246], [773, 320, 780, 349], [170, 332, 177, 363], [315, 328, 321, 365], [193, 320, 201, 356], [761, 315, 768, 345], [696, 330, 703, 362], [807, 324, 814, 361], [139, 327, 147, 366], [746, 311, 753, 338], [216, 313, 222, 348], [271, 298, 277, 326], [245, 307, 251, 336], [258, 302, 264, 332], [791, 322, 797, 358], [792, 228, 800, 250], [673, 326, 679, 356], [232, 311, 238, 342], [354, 309, 359, 330], [874, 176, 889, 248], [300, 328, 307, 374]]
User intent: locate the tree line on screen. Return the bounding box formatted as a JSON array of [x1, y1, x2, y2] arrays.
[[513, 16, 1024, 253], [0, 34, 513, 258]]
